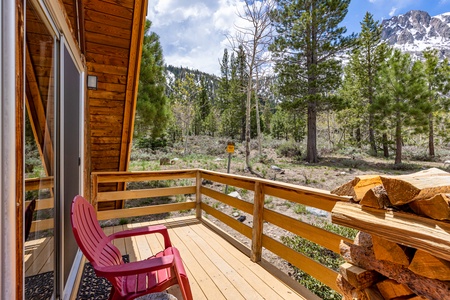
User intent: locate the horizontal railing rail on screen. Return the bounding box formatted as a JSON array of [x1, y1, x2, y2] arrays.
[[91, 169, 352, 293], [25, 177, 54, 233]]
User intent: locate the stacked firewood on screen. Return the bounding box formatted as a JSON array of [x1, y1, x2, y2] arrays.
[[337, 232, 450, 300], [331, 168, 450, 221], [331, 168, 450, 299]]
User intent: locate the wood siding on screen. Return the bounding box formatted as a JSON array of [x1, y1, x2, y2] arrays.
[[62, 0, 148, 208]]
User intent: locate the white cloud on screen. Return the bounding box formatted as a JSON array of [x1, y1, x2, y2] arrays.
[[147, 0, 248, 75], [389, 7, 398, 16]]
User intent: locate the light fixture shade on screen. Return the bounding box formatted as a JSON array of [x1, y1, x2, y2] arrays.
[[87, 75, 98, 90]]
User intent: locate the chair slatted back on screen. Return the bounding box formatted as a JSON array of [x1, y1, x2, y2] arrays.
[[71, 195, 125, 294]]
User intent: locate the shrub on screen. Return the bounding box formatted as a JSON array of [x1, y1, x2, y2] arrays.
[[277, 140, 302, 158]]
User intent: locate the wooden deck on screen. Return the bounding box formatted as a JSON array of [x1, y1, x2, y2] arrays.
[[81, 216, 314, 300], [24, 216, 316, 299], [25, 236, 54, 277]]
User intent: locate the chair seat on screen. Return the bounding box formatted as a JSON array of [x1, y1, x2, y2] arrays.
[[123, 248, 181, 298]]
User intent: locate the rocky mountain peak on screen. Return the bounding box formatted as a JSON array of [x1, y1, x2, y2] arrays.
[[381, 10, 450, 60]]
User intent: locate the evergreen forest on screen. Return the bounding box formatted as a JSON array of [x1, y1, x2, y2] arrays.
[[135, 1, 450, 168]]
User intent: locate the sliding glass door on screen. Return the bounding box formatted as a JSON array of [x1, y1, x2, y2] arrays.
[[23, 1, 83, 298], [24, 0, 57, 298]]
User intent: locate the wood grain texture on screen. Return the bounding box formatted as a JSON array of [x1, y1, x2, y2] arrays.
[[408, 250, 450, 281], [340, 234, 450, 300], [380, 168, 450, 205], [332, 201, 450, 261], [331, 175, 382, 202], [409, 193, 450, 220]]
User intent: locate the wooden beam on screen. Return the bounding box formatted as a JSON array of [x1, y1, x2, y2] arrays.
[[119, 0, 148, 173], [201, 202, 252, 239], [201, 186, 253, 215], [25, 44, 54, 176], [93, 169, 197, 183], [16, 1, 25, 296], [96, 186, 196, 201], [96, 202, 196, 220], [201, 172, 255, 191], [264, 209, 352, 254], [262, 235, 339, 291], [332, 202, 450, 261]]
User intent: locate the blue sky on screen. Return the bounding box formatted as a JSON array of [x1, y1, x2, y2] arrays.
[[147, 0, 450, 75]]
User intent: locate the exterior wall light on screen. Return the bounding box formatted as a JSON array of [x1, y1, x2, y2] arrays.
[[87, 75, 98, 90]]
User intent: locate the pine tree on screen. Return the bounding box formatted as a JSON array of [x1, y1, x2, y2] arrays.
[[135, 20, 169, 139], [338, 61, 364, 148], [373, 50, 431, 165], [270, 0, 356, 163], [217, 49, 231, 112], [351, 12, 389, 155], [170, 73, 201, 155], [423, 49, 450, 157]]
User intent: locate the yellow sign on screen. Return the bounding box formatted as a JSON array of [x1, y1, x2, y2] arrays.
[[226, 142, 235, 153]]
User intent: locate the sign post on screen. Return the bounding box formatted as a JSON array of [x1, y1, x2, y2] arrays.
[[225, 142, 235, 194]]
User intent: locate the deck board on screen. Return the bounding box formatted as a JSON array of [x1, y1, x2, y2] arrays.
[[25, 236, 54, 276]]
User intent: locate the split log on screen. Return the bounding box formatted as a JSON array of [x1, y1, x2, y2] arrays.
[[371, 235, 411, 266], [364, 287, 384, 300], [376, 279, 413, 299], [339, 262, 381, 289], [409, 193, 450, 221], [331, 175, 382, 202], [332, 201, 450, 261], [408, 250, 450, 281], [360, 185, 390, 208], [336, 274, 368, 300], [380, 168, 450, 205], [340, 235, 450, 300], [407, 296, 429, 300]]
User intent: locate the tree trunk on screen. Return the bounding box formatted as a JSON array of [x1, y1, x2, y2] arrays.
[[395, 114, 402, 165], [369, 116, 377, 156], [245, 76, 252, 169], [355, 127, 361, 148], [428, 112, 435, 157], [382, 133, 389, 158], [327, 110, 333, 149], [306, 101, 318, 163], [255, 71, 262, 157]]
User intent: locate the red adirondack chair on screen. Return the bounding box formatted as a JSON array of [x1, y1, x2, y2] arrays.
[[70, 195, 193, 300]]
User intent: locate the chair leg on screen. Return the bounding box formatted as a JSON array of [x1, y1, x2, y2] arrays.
[[108, 286, 117, 300]]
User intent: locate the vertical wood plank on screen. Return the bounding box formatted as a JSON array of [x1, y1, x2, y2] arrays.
[[91, 173, 98, 211], [16, 0, 25, 296], [251, 181, 264, 262], [196, 170, 202, 219]]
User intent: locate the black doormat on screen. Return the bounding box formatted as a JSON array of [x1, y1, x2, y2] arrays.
[[76, 255, 129, 300], [25, 271, 54, 300]]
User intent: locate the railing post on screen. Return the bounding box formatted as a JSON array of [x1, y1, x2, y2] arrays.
[[196, 170, 202, 220], [251, 181, 264, 262]]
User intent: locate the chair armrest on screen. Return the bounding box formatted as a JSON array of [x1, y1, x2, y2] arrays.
[[94, 254, 174, 278], [108, 224, 172, 248]]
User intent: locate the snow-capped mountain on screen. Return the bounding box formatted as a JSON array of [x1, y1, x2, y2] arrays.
[[381, 10, 450, 60]]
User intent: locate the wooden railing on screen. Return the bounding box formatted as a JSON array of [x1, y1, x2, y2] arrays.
[[25, 177, 54, 233], [91, 169, 352, 292]]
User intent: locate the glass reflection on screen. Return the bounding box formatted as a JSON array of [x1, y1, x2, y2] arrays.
[[24, 0, 55, 298]]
